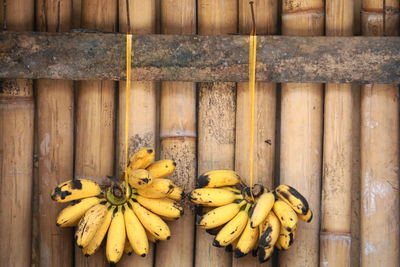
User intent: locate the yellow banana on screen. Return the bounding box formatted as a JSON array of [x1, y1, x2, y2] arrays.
[[258, 246, 274, 263], [249, 191, 275, 228], [146, 230, 159, 243], [82, 206, 115, 257], [213, 204, 250, 247], [197, 170, 241, 188], [146, 159, 176, 178], [124, 241, 134, 255], [135, 195, 183, 219], [136, 178, 184, 200], [219, 186, 241, 193], [275, 240, 283, 250], [129, 147, 155, 170], [205, 223, 225, 236], [234, 219, 259, 258], [259, 211, 280, 249], [277, 226, 297, 250], [106, 206, 126, 263], [75, 203, 108, 248], [273, 200, 298, 232], [127, 169, 153, 189], [124, 203, 149, 257], [197, 201, 246, 229], [56, 197, 102, 227], [225, 237, 240, 252], [51, 179, 101, 203], [298, 208, 313, 223], [189, 188, 243, 207], [275, 184, 309, 215], [130, 200, 171, 240]]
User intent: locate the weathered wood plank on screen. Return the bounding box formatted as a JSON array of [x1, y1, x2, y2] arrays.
[[0, 31, 399, 83]]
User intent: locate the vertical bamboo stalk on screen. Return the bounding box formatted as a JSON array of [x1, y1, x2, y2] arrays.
[[279, 1, 324, 266], [74, 1, 117, 266], [117, 1, 157, 265], [72, 0, 81, 29], [154, 2, 196, 267], [196, 1, 237, 267], [0, 1, 34, 266], [360, 1, 399, 266], [320, 1, 354, 267], [35, 1, 74, 267], [233, 1, 277, 266]]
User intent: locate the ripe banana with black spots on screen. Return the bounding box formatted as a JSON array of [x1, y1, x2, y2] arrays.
[[83, 205, 115, 257], [127, 169, 153, 189], [124, 241, 134, 255], [129, 147, 155, 170], [277, 226, 297, 250], [250, 191, 275, 228], [135, 195, 183, 219], [124, 203, 148, 257], [130, 200, 171, 240], [136, 178, 184, 200], [189, 188, 243, 207], [56, 197, 102, 227], [259, 211, 280, 249], [106, 206, 125, 263], [146, 230, 159, 243], [258, 246, 274, 263], [197, 170, 241, 188], [213, 204, 250, 247], [75, 203, 108, 248], [275, 184, 309, 215], [147, 159, 176, 178], [298, 208, 313, 222], [197, 201, 246, 229], [234, 219, 259, 258], [51, 179, 101, 203], [273, 200, 298, 232]]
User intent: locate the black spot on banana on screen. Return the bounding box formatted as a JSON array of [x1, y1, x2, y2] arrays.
[[275, 184, 309, 215]]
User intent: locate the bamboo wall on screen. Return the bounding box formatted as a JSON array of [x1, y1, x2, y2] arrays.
[[0, 0, 398, 266]]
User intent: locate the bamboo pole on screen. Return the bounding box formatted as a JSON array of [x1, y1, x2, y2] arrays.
[[35, 1, 74, 266], [279, 1, 324, 266], [74, 1, 117, 266], [320, 1, 354, 267], [117, 1, 157, 265], [233, 1, 277, 266], [360, 1, 399, 266], [155, 1, 196, 267], [0, 0, 34, 266], [72, 0, 81, 29], [196, 1, 237, 267]]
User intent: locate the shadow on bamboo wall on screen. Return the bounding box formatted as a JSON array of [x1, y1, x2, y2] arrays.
[[0, 0, 398, 267]]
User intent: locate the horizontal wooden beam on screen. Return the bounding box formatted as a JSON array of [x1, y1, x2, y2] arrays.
[[0, 31, 399, 83]]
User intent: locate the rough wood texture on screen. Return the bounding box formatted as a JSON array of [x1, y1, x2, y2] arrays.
[[320, 1, 355, 267], [279, 0, 324, 266], [117, 1, 157, 266], [196, 1, 237, 267], [0, 0, 34, 266], [360, 1, 399, 266], [1, 32, 400, 83], [74, 1, 116, 266], [35, 1, 74, 267], [234, 1, 277, 266], [155, 2, 196, 267]]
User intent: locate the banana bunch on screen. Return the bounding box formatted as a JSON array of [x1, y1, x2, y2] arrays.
[[190, 170, 313, 263], [51, 147, 184, 264]]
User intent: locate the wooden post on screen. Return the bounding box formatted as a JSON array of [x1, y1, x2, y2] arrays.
[[360, 1, 399, 266], [36, 1, 74, 266], [320, 1, 354, 266], [0, 0, 34, 266], [74, 1, 117, 266], [155, 1, 196, 267], [279, 0, 324, 266], [196, 1, 237, 267], [234, 1, 277, 266], [117, 1, 157, 265]]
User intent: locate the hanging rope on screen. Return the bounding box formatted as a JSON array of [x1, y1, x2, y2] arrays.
[[124, 0, 132, 199], [248, 1, 257, 201]]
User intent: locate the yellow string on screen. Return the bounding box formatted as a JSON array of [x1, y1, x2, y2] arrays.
[[124, 34, 132, 198], [248, 31, 257, 202]]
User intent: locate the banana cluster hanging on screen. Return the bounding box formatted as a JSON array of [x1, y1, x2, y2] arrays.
[[188, 171, 312, 263], [51, 147, 184, 264]]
